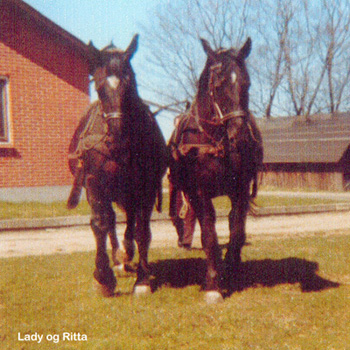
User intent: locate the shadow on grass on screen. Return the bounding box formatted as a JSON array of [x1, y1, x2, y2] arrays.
[[150, 257, 340, 296], [150, 258, 206, 291], [223, 257, 340, 297]]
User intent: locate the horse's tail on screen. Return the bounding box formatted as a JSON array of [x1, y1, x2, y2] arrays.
[[67, 163, 85, 209], [155, 184, 163, 213], [249, 167, 264, 216], [251, 173, 259, 199]]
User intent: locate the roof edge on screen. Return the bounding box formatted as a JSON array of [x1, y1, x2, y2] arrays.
[[3, 0, 91, 57]]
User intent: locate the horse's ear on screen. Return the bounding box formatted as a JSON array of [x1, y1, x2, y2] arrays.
[[87, 41, 101, 75], [200, 38, 215, 59], [125, 34, 139, 61], [238, 37, 252, 61]]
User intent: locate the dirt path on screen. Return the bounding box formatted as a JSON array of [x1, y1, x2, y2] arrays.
[[1, 210, 350, 258]]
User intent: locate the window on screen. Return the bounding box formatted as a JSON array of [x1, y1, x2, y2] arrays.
[[0, 77, 10, 143]]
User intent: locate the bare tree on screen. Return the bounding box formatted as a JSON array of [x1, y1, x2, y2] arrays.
[[141, 0, 252, 112], [320, 0, 350, 114], [141, 0, 350, 120], [252, 0, 293, 118], [277, 0, 350, 118], [281, 1, 326, 118]]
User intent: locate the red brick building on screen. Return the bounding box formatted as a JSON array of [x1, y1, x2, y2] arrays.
[[0, 0, 91, 201]]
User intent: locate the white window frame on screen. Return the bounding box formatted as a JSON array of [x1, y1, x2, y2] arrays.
[[0, 76, 12, 146]]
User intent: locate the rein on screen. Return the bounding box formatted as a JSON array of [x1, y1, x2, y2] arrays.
[[201, 105, 247, 127]]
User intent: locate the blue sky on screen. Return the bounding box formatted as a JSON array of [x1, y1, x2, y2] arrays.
[[24, 0, 174, 139], [25, 0, 161, 48]]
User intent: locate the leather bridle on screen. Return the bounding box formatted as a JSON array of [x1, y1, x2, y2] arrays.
[[208, 62, 248, 124]]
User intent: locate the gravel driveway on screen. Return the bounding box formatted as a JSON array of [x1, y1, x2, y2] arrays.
[[1, 211, 350, 258]]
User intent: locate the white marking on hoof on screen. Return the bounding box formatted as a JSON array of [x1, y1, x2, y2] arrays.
[[113, 264, 125, 274], [133, 285, 152, 296], [93, 280, 115, 297], [116, 248, 127, 263], [113, 263, 136, 277], [204, 291, 224, 304], [117, 263, 125, 271]]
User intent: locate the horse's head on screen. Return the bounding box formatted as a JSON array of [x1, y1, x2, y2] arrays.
[[200, 37, 251, 120], [87, 34, 139, 136], [200, 38, 253, 148]]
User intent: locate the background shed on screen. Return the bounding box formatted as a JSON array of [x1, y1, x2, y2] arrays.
[[259, 113, 350, 191]]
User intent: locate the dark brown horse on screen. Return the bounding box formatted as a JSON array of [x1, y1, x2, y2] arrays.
[[67, 35, 167, 296], [169, 38, 263, 303]]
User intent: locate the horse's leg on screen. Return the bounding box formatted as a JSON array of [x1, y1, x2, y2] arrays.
[[190, 193, 223, 303], [123, 211, 136, 263], [113, 210, 136, 275], [225, 183, 250, 274], [86, 175, 117, 297], [105, 205, 119, 267], [133, 201, 154, 296], [182, 200, 196, 248]]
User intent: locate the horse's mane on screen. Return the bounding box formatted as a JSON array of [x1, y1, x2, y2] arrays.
[[121, 66, 152, 119], [190, 58, 215, 121]]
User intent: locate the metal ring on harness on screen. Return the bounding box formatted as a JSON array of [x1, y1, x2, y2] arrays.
[[221, 110, 247, 123], [103, 112, 123, 121]]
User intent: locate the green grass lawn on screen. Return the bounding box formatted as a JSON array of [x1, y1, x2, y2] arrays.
[[1, 233, 349, 349], [0, 192, 346, 220]]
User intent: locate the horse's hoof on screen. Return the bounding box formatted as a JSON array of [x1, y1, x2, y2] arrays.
[[133, 285, 152, 297], [113, 263, 136, 277], [116, 248, 127, 264], [204, 291, 224, 304], [113, 264, 126, 276], [93, 280, 115, 297]]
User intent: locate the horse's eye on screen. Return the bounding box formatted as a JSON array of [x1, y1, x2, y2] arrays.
[[231, 72, 237, 83], [106, 75, 120, 90]]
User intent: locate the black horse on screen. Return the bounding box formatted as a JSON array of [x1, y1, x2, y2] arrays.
[[67, 35, 168, 296], [169, 38, 263, 303]]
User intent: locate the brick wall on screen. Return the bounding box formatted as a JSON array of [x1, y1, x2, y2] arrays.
[[0, 5, 90, 189]]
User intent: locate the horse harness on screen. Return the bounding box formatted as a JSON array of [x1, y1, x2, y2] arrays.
[[171, 58, 258, 161], [68, 102, 124, 171], [170, 106, 257, 162]]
